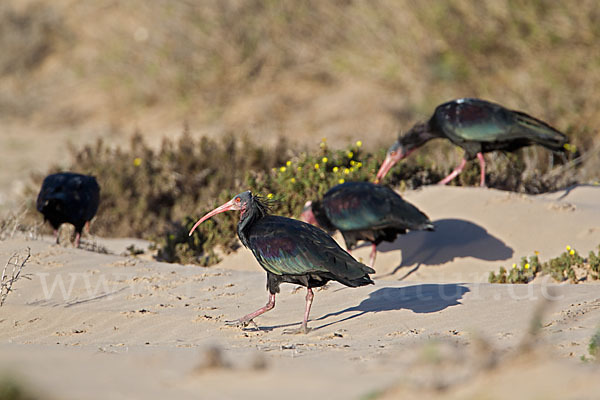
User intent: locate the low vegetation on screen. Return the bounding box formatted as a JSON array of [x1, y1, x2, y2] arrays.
[[19, 128, 581, 266], [489, 245, 600, 284], [0, 248, 31, 307], [589, 328, 600, 360]]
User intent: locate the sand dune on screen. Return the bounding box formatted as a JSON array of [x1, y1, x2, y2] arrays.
[[1, 185, 599, 399]]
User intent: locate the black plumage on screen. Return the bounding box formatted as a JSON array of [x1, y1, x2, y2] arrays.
[[375, 98, 569, 186], [189, 191, 374, 333], [36, 172, 100, 247], [301, 182, 434, 267]]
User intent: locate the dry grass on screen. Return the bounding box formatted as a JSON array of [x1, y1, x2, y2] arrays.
[[0, 247, 31, 307], [0, 1, 599, 154]]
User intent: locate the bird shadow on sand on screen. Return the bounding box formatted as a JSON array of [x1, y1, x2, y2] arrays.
[[253, 284, 470, 333], [373, 218, 513, 279], [311, 284, 470, 331]]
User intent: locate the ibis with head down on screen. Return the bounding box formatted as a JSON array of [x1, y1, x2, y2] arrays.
[[375, 98, 569, 187], [301, 181, 434, 268]]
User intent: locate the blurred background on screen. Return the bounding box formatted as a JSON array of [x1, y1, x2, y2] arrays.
[[1, 0, 599, 211]]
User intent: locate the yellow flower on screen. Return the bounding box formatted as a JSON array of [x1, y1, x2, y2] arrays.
[[524, 263, 530, 269], [569, 249, 575, 256], [347, 151, 354, 158], [350, 160, 356, 166], [267, 193, 273, 199], [279, 166, 286, 173], [356, 140, 362, 147], [297, 166, 302, 171], [512, 263, 517, 269], [322, 157, 328, 163], [133, 157, 142, 167], [321, 137, 327, 142], [563, 143, 577, 153], [356, 162, 362, 168], [290, 177, 296, 183], [566, 245, 571, 251], [344, 168, 350, 175], [338, 178, 345, 184], [314, 163, 320, 170], [333, 166, 339, 173], [534, 250, 540, 256], [286, 161, 292, 167]]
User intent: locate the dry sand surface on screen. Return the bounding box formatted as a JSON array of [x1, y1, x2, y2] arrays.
[[1, 185, 600, 399]]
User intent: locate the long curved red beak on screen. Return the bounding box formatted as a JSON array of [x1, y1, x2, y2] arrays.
[[188, 199, 236, 236], [374, 154, 396, 184]]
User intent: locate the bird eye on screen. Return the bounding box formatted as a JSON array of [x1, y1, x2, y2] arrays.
[[235, 198, 241, 203], [390, 150, 397, 156]]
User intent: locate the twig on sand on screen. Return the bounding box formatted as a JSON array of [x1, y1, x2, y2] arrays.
[[0, 247, 31, 307]]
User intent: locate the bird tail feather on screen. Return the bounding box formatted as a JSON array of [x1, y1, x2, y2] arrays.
[[513, 111, 568, 151]]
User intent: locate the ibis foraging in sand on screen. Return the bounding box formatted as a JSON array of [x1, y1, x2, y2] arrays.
[[188, 191, 375, 334], [37, 172, 100, 247], [375, 98, 569, 187], [301, 182, 434, 268]]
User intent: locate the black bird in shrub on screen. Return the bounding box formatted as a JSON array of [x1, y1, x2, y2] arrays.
[[188, 191, 374, 334], [375, 98, 569, 187], [301, 182, 434, 268], [36, 172, 100, 247]]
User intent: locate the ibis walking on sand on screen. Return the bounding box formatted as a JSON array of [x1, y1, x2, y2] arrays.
[[301, 182, 434, 268], [188, 191, 375, 334], [375, 98, 569, 187], [37, 172, 100, 247]]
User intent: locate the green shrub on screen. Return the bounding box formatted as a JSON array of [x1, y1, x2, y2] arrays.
[[157, 138, 441, 265], [489, 246, 599, 284]]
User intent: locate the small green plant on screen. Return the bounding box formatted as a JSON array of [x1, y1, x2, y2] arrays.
[[489, 255, 540, 284], [489, 245, 599, 284], [588, 246, 600, 280], [589, 328, 600, 360], [544, 245, 584, 283], [0, 377, 40, 400]]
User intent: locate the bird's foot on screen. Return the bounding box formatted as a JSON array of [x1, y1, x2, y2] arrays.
[[283, 325, 311, 335], [225, 318, 258, 329]]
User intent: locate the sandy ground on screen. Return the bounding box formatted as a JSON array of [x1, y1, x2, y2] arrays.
[[1, 185, 600, 399]]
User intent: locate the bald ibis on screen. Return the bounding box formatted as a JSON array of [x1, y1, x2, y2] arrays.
[[301, 182, 434, 268], [189, 191, 375, 334], [37, 172, 100, 247], [375, 98, 569, 187]]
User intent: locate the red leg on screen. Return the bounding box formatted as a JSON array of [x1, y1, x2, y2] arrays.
[[369, 243, 377, 268], [477, 152, 487, 187], [302, 288, 314, 333], [84, 221, 90, 234], [75, 232, 81, 248], [226, 293, 275, 327], [285, 288, 314, 334], [53, 229, 59, 244], [438, 158, 467, 185]]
